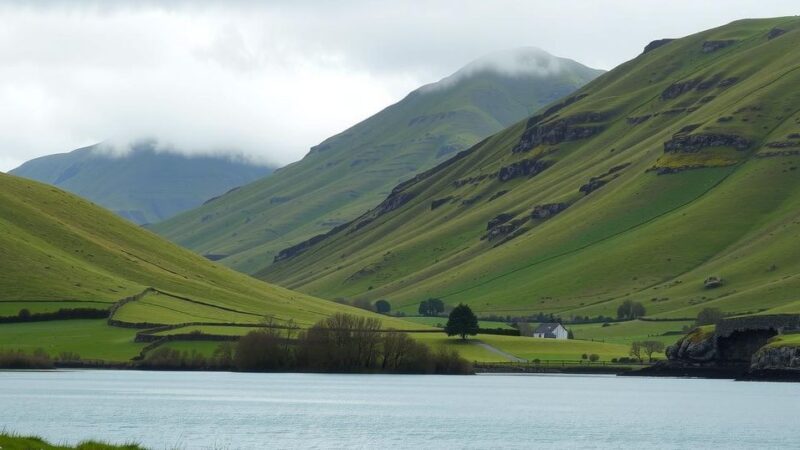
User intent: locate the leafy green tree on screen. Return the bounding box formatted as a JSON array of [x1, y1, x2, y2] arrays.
[[445, 304, 479, 340], [418, 298, 445, 316], [617, 300, 646, 320], [374, 299, 391, 314], [696, 307, 724, 326], [589, 353, 600, 362]]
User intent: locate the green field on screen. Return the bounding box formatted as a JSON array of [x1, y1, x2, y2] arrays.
[[152, 50, 602, 274], [0, 320, 143, 362], [152, 325, 263, 337], [263, 17, 800, 327], [570, 320, 693, 346]]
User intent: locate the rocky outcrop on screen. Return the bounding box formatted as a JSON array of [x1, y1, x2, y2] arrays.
[[497, 158, 553, 182], [430, 196, 454, 210], [531, 202, 569, 219], [273, 221, 351, 262], [377, 192, 415, 215], [666, 328, 717, 363], [512, 112, 606, 153], [661, 78, 702, 100], [767, 27, 787, 40], [483, 217, 529, 242], [751, 345, 800, 370], [766, 140, 800, 149], [579, 178, 608, 195], [486, 213, 514, 230], [702, 40, 736, 53], [718, 77, 739, 88], [643, 38, 674, 54], [663, 133, 751, 153]]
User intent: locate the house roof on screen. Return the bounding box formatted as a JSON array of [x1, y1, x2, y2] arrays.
[[534, 323, 563, 335]]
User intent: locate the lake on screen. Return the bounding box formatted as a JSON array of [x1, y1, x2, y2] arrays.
[[1, 370, 798, 449]]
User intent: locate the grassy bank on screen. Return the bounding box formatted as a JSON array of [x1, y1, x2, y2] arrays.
[[0, 432, 142, 450]]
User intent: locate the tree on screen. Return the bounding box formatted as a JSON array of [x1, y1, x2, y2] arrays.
[[696, 307, 724, 326], [581, 353, 588, 361], [516, 322, 532, 337], [567, 329, 574, 340], [617, 300, 646, 320], [418, 298, 445, 316], [589, 354, 600, 362], [445, 304, 479, 340], [374, 299, 391, 314], [641, 340, 665, 362], [17, 308, 31, 321], [629, 341, 643, 363]]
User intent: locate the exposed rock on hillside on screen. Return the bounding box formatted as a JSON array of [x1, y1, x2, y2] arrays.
[[767, 27, 787, 39], [512, 112, 606, 153], [579, 179, 608, 195], [430, 196, 454, 210], [643, 38, 674, 54], [531, 203, 569, 219], [661, 78, 702, 100], [498, 158, 553, 181], [702, 40, 737, 53], [486, 213, 514, 230], [663, 133, 752, 153]]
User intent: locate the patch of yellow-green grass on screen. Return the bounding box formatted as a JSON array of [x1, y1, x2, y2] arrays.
[[112, 291, 263, 325], [0, 301, 112, 316], [478, 335, 630, 362], [400, 316, 515, 330], [408, 332, 506, 362], [763, 332, 800, 348], [569, 320, 693, 346], [0, 432, 142, 450], [0, 320, 143, 362]]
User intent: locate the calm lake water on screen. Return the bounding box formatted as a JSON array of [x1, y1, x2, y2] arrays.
[[1, 370, 798, 449]]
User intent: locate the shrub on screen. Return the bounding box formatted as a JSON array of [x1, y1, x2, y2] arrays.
[[589, 354, 600, 362], [0, 349, 53, 369], [418, 298, 445, 316], [617, 300, 646, 320], [374, 299, 391, 314]]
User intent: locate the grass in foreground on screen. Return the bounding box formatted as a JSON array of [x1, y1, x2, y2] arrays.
[[0, 432, 142, 450]]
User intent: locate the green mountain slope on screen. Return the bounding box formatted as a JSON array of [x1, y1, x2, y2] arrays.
[[0, 173, 411, 339], [152, 48, 604, 273], [10, 142, 272, 225], [264, 17, 800, 321]]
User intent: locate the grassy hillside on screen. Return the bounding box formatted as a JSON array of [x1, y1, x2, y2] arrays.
[[264, 17, 800, 323], [11, 142, 272, 224], [1, 173, 612, 364], [152, 48, 603, 273], [0, 173, 419, 360]]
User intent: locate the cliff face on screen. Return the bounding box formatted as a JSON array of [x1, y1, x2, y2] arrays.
[[751, 345, 800, 370], [665, 315, 800, 374]]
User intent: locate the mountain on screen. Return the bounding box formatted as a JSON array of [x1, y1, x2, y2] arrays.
[[0, 173, 412, 359], [10, 142, 273, 225], [263, 17, 800, 323], [151, 48, 604, 273]]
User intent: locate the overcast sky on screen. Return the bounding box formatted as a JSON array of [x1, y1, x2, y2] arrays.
[[0, 1, 797, 171]]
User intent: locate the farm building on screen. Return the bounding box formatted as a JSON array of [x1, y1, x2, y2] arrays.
[[533, 323, 569, 339]]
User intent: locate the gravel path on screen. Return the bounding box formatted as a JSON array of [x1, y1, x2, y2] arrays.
[[474, 340, 526, 362]]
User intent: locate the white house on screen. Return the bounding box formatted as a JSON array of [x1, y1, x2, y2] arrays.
[[533, 323, 569, 339]]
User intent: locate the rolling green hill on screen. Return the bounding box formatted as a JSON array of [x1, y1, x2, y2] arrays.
[[152, 48, 603, 273], [0, 173, 418, 360], [10, 142, 273, 225], [264, 17, 800, 325]]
